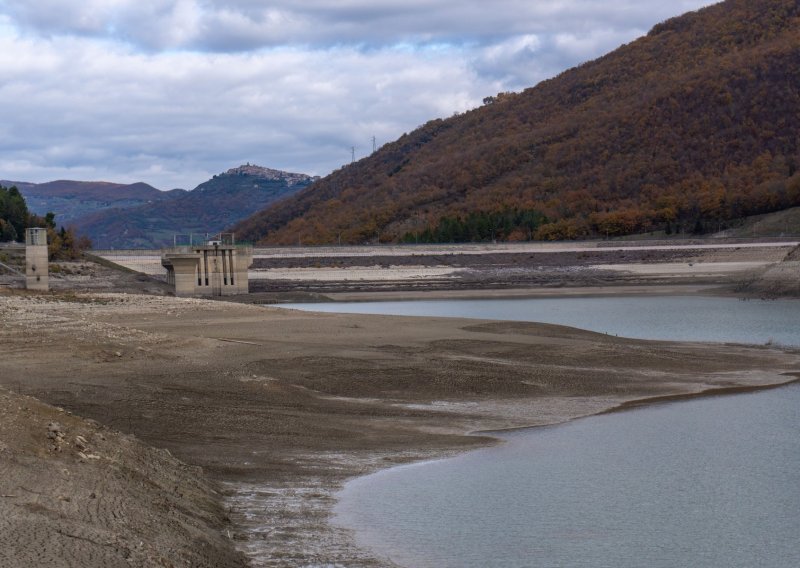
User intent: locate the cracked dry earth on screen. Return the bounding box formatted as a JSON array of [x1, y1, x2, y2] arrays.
[[2, 289, 800, 566]]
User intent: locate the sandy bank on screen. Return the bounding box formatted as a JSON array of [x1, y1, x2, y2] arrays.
[[2, 289, 799, 566], [250, 265, 459, 281], [321, 284, 722, 302]]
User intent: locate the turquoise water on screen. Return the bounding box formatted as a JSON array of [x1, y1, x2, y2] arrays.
[[279, 296, 800, 567], [284, 296, 800, 346], [334, 384, 800, 568]]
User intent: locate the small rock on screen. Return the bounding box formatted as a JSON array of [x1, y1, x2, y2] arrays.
[[114, 351, 123, 357]]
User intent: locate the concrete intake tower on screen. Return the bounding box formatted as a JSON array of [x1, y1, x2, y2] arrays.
[[161, 235, 252, 297]]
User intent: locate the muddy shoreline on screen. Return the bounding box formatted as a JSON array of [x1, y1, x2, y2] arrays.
[[2, 282, 800, 566]]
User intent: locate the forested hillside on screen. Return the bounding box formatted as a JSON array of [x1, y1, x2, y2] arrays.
[[234, 0, 800, 244]]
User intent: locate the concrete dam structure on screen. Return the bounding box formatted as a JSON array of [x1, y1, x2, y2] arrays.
[[161, 236, 252, 297]]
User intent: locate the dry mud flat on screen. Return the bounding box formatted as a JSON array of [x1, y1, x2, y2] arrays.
[[2, 290, 800, 566], [247, 242, 795, 296]]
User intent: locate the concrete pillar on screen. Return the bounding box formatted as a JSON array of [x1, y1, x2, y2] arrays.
[[233, 247, 253, 295], [25, 228, 49, 291], [162, 254, 200, 297], [209, 250, 223, 296]]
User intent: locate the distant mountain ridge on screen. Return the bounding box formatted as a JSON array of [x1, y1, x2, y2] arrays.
[[3, 165, 317, 248], [10, 180, 168, 200], [233, 0, 800, 245], [73, 165, 317, 248]]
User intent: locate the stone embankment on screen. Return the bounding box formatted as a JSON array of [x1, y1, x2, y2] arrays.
[[736, 245, 800, 298]]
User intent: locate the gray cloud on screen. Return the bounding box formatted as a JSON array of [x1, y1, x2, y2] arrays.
[[1, 1, 717, 51], [0, 34, 483, 188], [0, 1, 717, 189]]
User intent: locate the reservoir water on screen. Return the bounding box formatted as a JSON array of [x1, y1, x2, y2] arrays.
[[334, 384, 800, 568], [284, 295, 800, 346], [282, 296, 800, 567]]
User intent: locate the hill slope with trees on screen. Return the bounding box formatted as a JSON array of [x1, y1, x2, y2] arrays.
[[233, 0, 800, 244]]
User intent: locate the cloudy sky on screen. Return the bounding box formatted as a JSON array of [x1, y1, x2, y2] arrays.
[[0, 0, 717, 190]]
